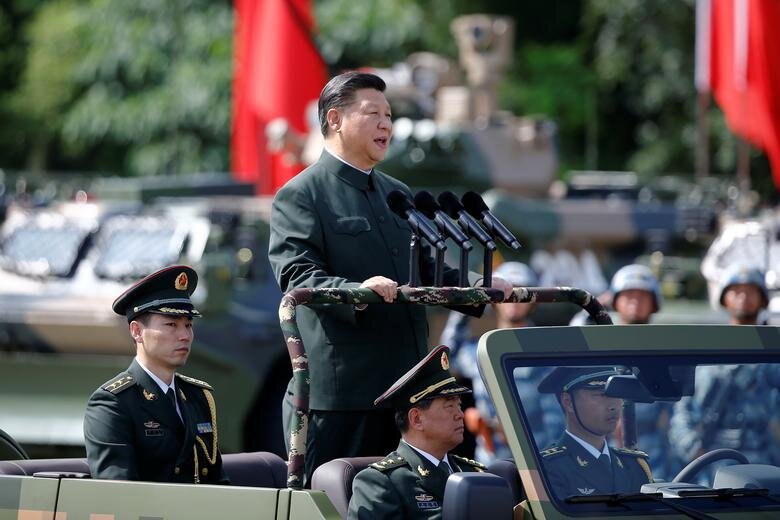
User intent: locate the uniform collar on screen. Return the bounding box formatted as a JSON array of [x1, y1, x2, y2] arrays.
[[565, 430, 610, 460], [319, 149, 374, 191], [135, 357, 177, 395], [402, 439, 452, 473]]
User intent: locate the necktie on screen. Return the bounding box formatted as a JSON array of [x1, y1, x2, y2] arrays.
[[166, 388, 182, 422], [437, 460, 451, 476], [597, 453, 612, 474]]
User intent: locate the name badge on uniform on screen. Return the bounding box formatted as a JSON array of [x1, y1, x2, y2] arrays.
[[414, 494, 439, 509], [145, 429, 163, 437], [197, 422, 213, 434]]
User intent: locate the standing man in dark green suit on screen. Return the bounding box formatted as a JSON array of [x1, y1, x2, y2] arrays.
[[268, 71, 511, 484], [84, 265, 227, 484], [537, 367, 652, 498], [348, 345, 486, 519]]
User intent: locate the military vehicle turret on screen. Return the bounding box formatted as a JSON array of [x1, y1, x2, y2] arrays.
[[0, 173, 289, 457]]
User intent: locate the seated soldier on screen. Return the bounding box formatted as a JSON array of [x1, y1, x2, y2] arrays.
[[83, 265, 227, 484], [348, 345, 486, 519], [537, 367, 652, 498]]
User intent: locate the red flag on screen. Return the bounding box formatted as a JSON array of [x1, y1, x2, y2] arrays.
[[231, 0, 327, 194], [706, 0, 780, 188]]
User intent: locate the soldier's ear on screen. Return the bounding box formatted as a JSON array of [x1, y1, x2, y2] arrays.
[[560, 391, 574, 414], [408, 407, 424, 431], [129, 320, 143, 342], [326, 108, 341, 132]]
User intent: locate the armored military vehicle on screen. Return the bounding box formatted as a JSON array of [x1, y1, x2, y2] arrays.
[[0, 174, 289, 457], [2, 286, 780, 519]]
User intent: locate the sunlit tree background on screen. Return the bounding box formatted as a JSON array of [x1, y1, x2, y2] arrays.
[[0, 0, 772, 195]]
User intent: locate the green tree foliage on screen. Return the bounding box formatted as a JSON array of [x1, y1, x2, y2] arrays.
[[9, 0, 233, 176], [584, 0, 764, 185]]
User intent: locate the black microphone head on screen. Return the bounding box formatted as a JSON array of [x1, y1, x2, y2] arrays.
[[386, 190, 415, 218], [461, 191, 490, 217], [437, 191, 464, 219], [413, 191, 440, 219]]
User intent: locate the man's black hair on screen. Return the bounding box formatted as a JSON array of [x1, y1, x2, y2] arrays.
[[318, 71, 386, 136], [394, 399, 434, 433]]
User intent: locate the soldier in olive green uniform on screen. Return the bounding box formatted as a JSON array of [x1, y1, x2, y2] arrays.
[[348, 346, 486, 519], [84, 266, 227, 484], [538, 367, 652, 498], [269, 71, 509, 483]]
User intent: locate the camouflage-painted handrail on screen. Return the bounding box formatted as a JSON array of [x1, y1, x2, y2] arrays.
[[279, 285, 611, 489]]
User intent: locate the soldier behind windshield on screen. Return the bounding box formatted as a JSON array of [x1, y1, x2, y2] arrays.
[[669, 266, 780, 475], [537, 367, 652, 498]]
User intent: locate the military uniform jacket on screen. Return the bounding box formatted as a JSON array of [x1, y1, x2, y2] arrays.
[[84, 359, 227, 484], [347, 441, 486, 519], [540, 434, 652, 499], [269, 151, 482, 410]]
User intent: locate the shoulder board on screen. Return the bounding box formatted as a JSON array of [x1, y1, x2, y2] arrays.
[[614, 447, 649, 458], [176, 373, 213, 390], [103, 375, 135, 394], [451, 454, 487, 471], [540, 445, 567, 459], [369, 455, 407, 473]]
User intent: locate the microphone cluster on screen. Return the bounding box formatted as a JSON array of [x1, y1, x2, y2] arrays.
[[386, 190, 521, 252], [386, 189, 522, 287]]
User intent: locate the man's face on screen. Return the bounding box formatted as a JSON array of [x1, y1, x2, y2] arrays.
[[614, 289, 655, 324], [329, 88, 392, 169], [132, 314, 193, 373], [495, 301, 535, 327], [417, 396, 465, 452], [723, 283, 764, 321], [562, 388, 621, 437]]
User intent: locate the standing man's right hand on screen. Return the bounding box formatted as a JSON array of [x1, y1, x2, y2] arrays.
[[360, 276, 398, 303]]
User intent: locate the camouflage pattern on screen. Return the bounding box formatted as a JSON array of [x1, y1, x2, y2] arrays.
[[279, 285, 610, 489], [669, 363, 780, 470], [477, 324, 780, 518]]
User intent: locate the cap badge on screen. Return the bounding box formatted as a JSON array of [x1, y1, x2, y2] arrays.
[[175, 272, 189, 291], [143, 389, 157, 401], [440, 352, 449, 370]]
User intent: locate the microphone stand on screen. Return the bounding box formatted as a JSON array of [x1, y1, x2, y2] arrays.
[[458, 248, 469, 287], [483, 247, 493, 287], [408, 232, 420, 287], [434, 247, 444, 287]]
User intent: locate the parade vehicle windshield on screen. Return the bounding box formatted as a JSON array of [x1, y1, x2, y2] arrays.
[[478, 324, 780, 518]]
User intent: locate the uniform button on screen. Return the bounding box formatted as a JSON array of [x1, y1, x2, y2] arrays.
[[378, 215, 386, 223], [391, 247, 399, 256], [201, 468, 209, 476], [174, 467, 180, 475]]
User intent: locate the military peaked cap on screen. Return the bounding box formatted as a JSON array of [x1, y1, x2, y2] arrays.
[[374, 345, 471, 408], [112, 265, 201, 322], [537, 366, 621, 395]]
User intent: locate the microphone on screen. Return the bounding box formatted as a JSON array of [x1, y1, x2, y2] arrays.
[[413, 191, 473, 251], [461, 191, 522, 250], [437, 191, 496, 251], [386, 190, 446, 251]]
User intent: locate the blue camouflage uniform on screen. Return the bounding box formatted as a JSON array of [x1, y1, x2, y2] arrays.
[[670, 364, 780, 475], [441, 312, 562, 463]]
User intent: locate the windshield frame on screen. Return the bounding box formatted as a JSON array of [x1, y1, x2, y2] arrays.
[[477, 324, 780, 518]]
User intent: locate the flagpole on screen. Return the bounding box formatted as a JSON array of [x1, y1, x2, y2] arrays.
[[696, 91, 710, 180], [694, 0, 712, 179]]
